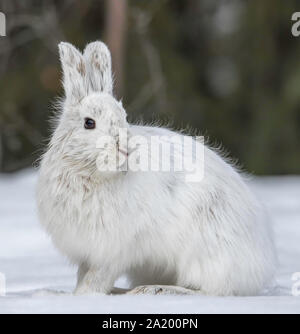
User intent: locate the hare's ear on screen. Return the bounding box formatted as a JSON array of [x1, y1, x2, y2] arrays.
[[83, 41, 113, 95], [58, 42, 87, 103]]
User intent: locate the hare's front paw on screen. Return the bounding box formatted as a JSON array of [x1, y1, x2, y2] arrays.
[[74, 267, 114, 296], [127, 285, 197, 295]]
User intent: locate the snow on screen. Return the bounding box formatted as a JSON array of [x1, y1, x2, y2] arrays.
[[0, 169, 299, 314]]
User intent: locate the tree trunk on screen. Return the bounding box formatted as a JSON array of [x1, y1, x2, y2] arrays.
[[105, 0, 127, 99]]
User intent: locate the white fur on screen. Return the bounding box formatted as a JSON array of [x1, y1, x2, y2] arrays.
[[37, 41, 276, 296]]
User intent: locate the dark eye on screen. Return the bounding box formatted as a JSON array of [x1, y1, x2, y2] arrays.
[[84, 118, 96, 130]]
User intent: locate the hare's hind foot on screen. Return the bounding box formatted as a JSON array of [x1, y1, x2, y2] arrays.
[[127, 285, 200, 295]]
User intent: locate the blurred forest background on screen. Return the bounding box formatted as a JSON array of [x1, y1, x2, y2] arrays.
[[0, 0, 300, 174]]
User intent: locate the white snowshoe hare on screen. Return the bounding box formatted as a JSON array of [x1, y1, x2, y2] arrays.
[[37, 41, 276, 296]]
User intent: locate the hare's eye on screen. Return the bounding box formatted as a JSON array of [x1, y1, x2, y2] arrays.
[[84, 118, 96, 130]]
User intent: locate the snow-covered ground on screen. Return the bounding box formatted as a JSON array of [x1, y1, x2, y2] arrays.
[[0, 169, 299, 313]]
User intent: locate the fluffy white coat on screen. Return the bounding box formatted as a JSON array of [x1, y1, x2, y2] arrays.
[[37, 41, 276, 296]]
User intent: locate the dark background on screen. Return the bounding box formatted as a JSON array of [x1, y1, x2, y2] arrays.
[[0, 0, 299, 174]]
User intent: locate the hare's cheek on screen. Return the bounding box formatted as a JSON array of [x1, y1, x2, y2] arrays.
[[95, 141, 124, 172]]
